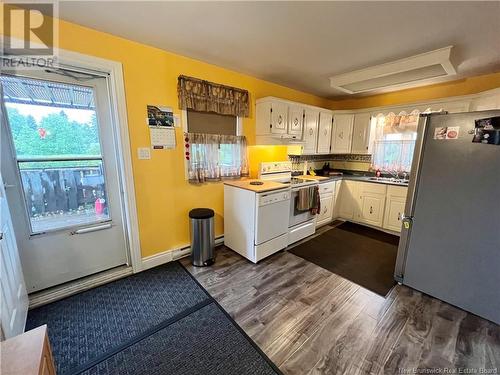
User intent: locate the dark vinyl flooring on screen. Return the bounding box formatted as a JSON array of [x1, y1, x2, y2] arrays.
[[182, 247, 500, 375], [289, 222, 398, 296]]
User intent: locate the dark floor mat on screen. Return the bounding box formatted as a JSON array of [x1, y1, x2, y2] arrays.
[[26, 262, 209, 375], [81, 303, 279, 375], [289, 221, 399, 296], [27, 261, 281, 375]]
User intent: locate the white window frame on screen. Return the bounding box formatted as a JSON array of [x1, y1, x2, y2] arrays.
[[181, 109, 243, 180]]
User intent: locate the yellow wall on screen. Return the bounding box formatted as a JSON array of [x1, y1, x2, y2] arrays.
[[330, 72, 500, 110], [1, 13, 332, 257]]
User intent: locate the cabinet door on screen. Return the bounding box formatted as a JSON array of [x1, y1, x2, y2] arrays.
[[288, 105, 304, 137], [316, 111, 333, 154], [316, 194, 333, 227], [383, 197, 406, 232], [271, 101, 288, 134], [332, 114, 354, 154], [358, 194, 385, 227], [302, 109, 319, 154], [351, 113, 372, 154], [338, 180, 357, 220]]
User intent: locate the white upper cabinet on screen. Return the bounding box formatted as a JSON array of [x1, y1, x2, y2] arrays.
[[331, 114, 354, 154], [350, 113, 372, 154], [270, 101, 288, 134], [256, 97, 308, 143], [288, 105, 304, 137], [316, 111, 333, 154], [302, 108, 319, 154]]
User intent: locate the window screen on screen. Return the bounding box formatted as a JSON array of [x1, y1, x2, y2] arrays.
[[187, 109, 237, 135]]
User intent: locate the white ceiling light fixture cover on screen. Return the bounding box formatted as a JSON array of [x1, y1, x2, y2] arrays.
[[329, 46, 457, 94]]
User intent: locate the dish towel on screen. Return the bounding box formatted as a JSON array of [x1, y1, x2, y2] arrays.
[[310, 185, 321, 215], [296, 186, 321, 215]]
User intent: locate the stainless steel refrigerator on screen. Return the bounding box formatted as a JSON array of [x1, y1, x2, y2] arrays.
[[395, 110, 500, 325]]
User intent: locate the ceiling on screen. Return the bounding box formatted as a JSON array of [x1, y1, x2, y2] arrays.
[[57, 1, 500, 99]]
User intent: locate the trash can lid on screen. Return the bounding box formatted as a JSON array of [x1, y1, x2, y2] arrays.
[[189, 208, 215, 219]]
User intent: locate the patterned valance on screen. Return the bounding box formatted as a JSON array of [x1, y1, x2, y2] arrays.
[[177, 75, 250, 117]]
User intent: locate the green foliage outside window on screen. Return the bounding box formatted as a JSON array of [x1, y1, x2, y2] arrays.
[[6, 106, 102, 169]]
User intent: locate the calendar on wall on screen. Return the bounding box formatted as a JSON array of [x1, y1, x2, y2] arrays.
[[147, 105, 177, 149], [150, 127, 176, 149]]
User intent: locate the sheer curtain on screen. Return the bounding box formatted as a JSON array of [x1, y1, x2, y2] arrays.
[[371, 110, 419, 173], [186, 133, 249, 183]]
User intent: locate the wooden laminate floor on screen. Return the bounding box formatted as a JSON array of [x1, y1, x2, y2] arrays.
[[181, 247, 500, 375]]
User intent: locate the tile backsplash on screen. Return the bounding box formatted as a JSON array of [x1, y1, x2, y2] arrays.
[[289, 153, 372, 173]]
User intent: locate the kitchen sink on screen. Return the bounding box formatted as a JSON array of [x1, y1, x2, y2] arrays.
[[368, 177, 409, 184]]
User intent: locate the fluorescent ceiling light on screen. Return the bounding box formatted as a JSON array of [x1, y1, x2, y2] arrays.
[[330, 46, 456, 94]]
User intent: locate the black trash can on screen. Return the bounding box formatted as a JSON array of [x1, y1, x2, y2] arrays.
[[189, 208, 215, 266]]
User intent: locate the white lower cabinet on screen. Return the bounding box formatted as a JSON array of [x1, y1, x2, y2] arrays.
[[316, 194, 333, 227], [355, 183, 386, 227], [336, 180, 408, 233], [316, 182, 335, 227], [337, 180, 357, 220], [383, 186, 408, 233]]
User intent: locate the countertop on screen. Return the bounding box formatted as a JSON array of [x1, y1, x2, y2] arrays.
[[224, 174, 409, 193], [223, 179, 289, 193], [305, 174, 409, 187]]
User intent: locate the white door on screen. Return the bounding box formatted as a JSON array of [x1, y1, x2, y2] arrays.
[[316, 112, 332, 154], [302, 109, 319, 154], [0, 175, 28, 339], [1, 70, 128, 293], [351, 113, 372, 154], [332, 114, 354, 154], [0, 92, 28, 339], [271, 101, 288, 134], [288, 105, 304, 137]]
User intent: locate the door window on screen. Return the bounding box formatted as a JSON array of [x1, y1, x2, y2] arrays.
[[1, 75, 110, 234]]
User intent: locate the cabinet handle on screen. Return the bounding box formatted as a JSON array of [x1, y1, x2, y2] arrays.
[[397, 213, 401, 221], [309, 128, 314, 135], [369, 206, 373, 214], [324, 128, 328, 136], [339, 131, 344, 139], [278, 115, 283, 125]]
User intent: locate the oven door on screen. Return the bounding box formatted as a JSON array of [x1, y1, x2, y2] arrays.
[[289, 188, 316, 227]]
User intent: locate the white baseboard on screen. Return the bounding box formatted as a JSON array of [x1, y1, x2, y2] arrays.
[[141, 249, 174, 270], [141, 236, 224, 270]]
